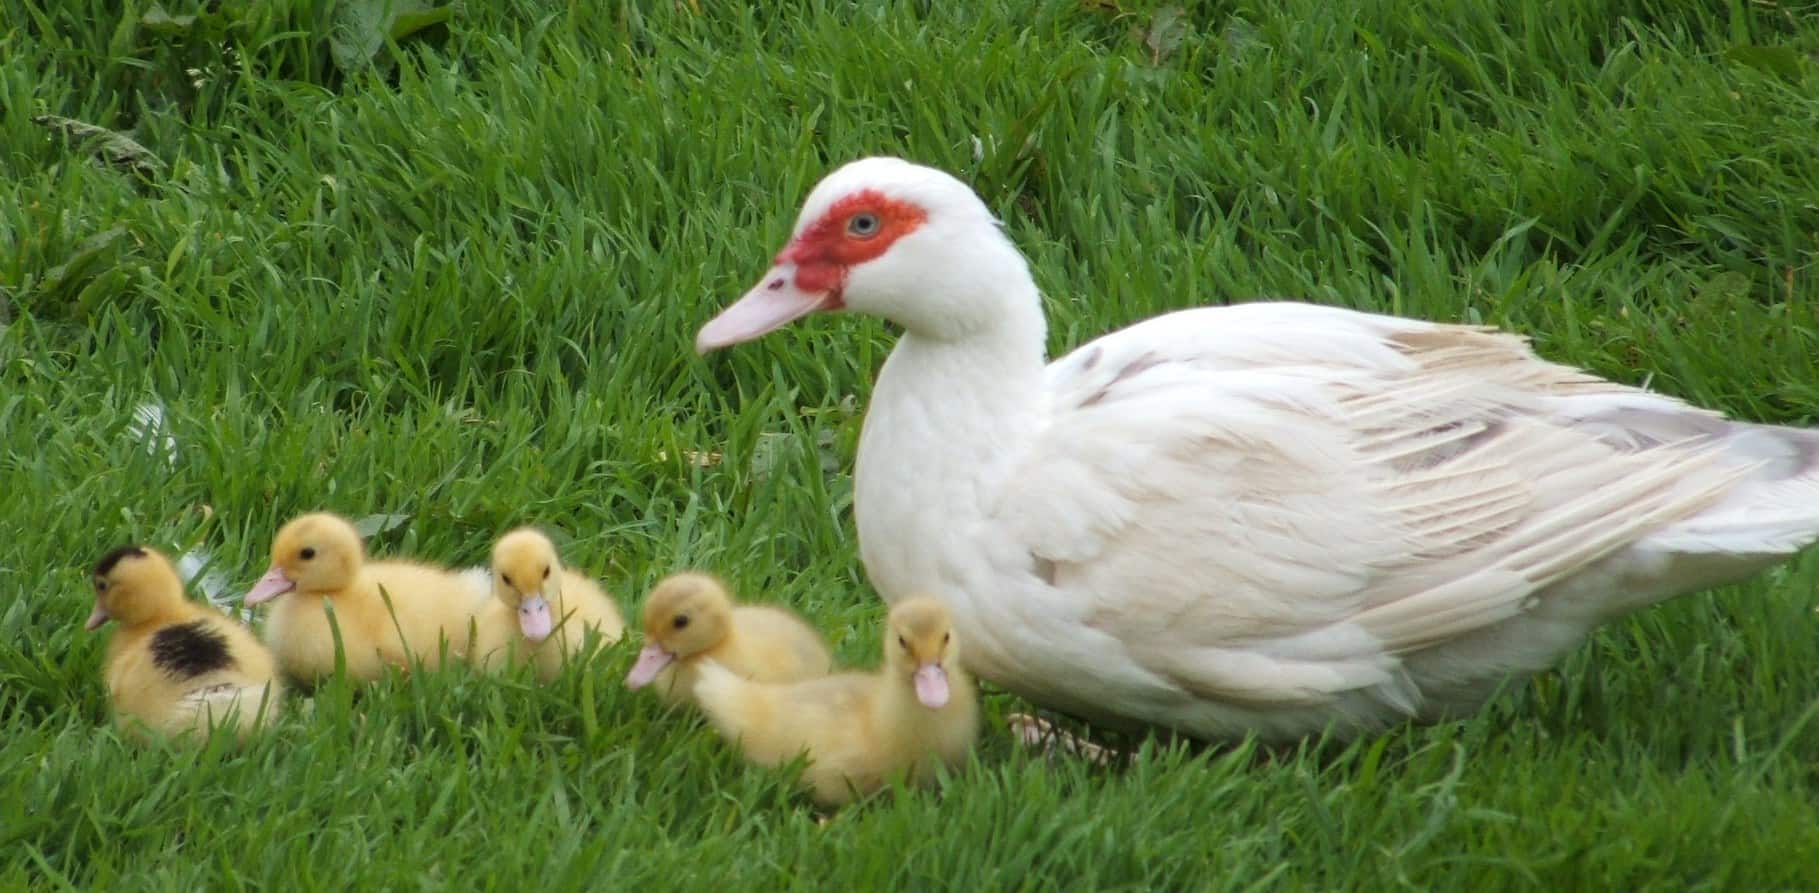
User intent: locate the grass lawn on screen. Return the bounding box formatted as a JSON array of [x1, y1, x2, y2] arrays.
[[5, 0, 1819, 888]]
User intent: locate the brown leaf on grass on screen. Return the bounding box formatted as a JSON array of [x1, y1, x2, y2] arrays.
[[31, 225, 130, 316], [1133, 5, 1188, 65], [1696, 271, 1752, 304], [32, 115, 164, 177], [352, 513, 412, 538], [657, 449, 723, 468], [140, 4, 198, 32], [331, 0, 455, 74], [1724, 44, 1805, 83]]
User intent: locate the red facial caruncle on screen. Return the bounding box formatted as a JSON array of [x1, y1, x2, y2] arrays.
[[778, 189, 929, 305], [696, 187, 931, 354]]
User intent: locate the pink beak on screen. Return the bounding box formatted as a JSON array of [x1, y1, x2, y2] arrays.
[[518, 595, 554, 643], [695, 265, 834, 354], [85, 606, 110, 631], [624, 643, 675, 689], [243, 567, 295, 605], [913, 664, 950, 709]]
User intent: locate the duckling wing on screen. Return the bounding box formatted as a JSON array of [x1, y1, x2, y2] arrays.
[[559, 570, 624, 641], [695, 664, 873, 764], [181, 681, 282, 727]]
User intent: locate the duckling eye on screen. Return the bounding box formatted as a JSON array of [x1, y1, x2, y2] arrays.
[[542, 567, 551, 580], [673, 614, 690, 630], [942, 632, 950, 646], [847, 212, 881, 238], [94, 579, 108, 592], [300, 547, 317, 561], [501, 574, 515, 590], [898, 635, 909, 651]]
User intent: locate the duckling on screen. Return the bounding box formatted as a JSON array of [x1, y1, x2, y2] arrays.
[[623, 571, 831, 705], [88, 545, 284, 742], [692, 596, 980, 807], [470, 527, 625, 681], [244, 512, 490, 683]]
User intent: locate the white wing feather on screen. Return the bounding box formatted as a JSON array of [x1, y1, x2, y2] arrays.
[[987, 303, 1819, 715]]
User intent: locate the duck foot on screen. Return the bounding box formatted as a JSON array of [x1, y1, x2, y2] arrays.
[[1007, 712, 1123, 765]]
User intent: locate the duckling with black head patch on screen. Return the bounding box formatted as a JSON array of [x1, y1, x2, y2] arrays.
[[89, 545, 284, 742]]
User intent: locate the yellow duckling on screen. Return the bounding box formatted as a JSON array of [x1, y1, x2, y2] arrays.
[[623, 571, 831, 704], [244, 512, 489, 683], [88, 545, 284, 742], [470, 527, 625, 681], [693, 596, 980, 806]]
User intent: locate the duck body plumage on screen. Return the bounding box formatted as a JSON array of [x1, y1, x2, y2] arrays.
[[92, 547, 283, 742], [263, 559, 488, 683], [858, 300, 1819, 740], [702, 157, 1819, 742], [472, 568, 624, 682], [104, 611, 284, 741], [648, 604, 832, 705], [627, 572, 832, 706], [695, 663, 979, 805], [692, 596, 977, 806], [249, 513, 491, 685]]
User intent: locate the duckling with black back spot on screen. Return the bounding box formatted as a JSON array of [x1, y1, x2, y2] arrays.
[[89, 545, 284, 742]]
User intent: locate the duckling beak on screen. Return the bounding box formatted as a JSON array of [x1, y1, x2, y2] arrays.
[[913, 663, 950, 709], [518, 594, 554, 643], [696, 265, 834, 354], [84, 606, 110, 631], [243, 567, 295, 605], [624, 643, 675, 689]]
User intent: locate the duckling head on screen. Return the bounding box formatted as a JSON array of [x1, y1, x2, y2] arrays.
[[492, 527, 563, 644], [87, 546, 185, 630], [244, 512, 364, 605], [885, 596, 960, 709], [625, 571, 732, 689]]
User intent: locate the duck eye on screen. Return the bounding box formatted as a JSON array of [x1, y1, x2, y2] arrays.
[[542, 567, 551, 580], [501, 574, 514, 590], [673, 614, 690, 630], [300, 547, 317, 561], [847, 212, 881, 238], [898, 635, 909, 650], [942, 632, 950, 645], [94, 579, 108, 592]]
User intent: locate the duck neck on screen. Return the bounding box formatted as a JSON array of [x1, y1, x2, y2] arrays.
[[125, 597, 195, 631], [315, 573, 380, 620], [854, 280, 1048, 601], [870, 669, 925, 735], [709, 625, 741, 660]]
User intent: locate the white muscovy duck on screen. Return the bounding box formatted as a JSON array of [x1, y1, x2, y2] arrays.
[[695, 156, 1819, 742]]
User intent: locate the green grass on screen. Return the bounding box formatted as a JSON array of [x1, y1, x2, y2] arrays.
[[4, 0, 1819, 887]]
